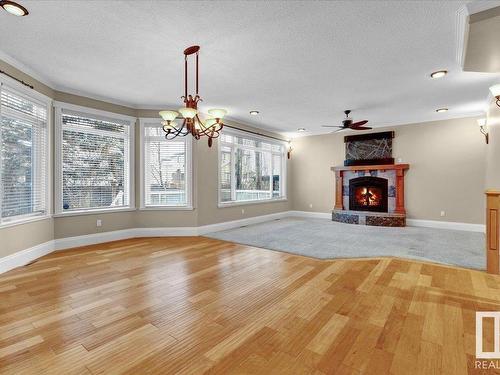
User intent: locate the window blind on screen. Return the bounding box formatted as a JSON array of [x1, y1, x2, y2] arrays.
[[0, 85, 48, 224], [142, 125, 190, 207], [60, 111, 131, 212], [219, 131, 286, 204]]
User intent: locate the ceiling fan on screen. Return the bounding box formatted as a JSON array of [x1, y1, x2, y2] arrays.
[[322, 110, 372, 132]]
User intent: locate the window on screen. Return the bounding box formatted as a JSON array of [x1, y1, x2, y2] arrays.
[[0, 83, 50, 225], [55, 104, 134, 214], [140, 120, 192, 209], [218, 130, 286, 205]]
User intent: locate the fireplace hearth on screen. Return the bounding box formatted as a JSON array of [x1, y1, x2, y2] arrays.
[[349, 176, 388, 213]]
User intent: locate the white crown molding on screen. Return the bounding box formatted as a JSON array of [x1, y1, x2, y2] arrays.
[[0, 210, 485, 275], [53, 85, 141, 110], [455, 5, 470, 69], [0, 50, 56, 89]]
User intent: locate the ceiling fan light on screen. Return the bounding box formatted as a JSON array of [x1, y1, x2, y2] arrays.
[[490, 84, 500, 98], [178, 107, 197, 119], [1, 1, 28, 16], [159, 110, 178, 121], [208, 108, 227, 119]]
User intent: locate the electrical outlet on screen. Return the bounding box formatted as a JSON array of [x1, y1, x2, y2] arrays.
[[96, 219, 102, 227], [309, 203, 313, 209], [397, 158, 403, 163], [241, 209, 245, 215], [440, 211, 445, 217]]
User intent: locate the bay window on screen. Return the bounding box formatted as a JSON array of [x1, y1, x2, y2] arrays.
[[219, 130, 286, 205], [0, 82, 50, 225], [139, 119, 192, 209], [55, 103, 134, 214]]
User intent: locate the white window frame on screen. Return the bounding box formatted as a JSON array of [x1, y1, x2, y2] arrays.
[[138, 118, 193, 210], [0, 75, 52, 228], [53, 101, 135, 217], [218, 128, 287, 208]]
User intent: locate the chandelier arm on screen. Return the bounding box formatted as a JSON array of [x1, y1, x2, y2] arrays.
[[165, 120, 190, 140], [197, 124, 223, 138]]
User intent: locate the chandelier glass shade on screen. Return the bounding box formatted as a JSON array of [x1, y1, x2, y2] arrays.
[[159, 46, 227, 147]]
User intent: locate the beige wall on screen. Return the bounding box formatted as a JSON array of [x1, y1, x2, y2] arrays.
[[0, 219, 53, 258], [291, 117, 486, 224]]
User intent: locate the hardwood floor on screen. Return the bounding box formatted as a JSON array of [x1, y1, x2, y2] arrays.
[[0, 237, 499, 374]]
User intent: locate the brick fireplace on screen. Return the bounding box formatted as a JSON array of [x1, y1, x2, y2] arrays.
[[331, 131, 410, 227]]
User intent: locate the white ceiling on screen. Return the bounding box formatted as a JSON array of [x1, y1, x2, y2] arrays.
[[1, 0, 500, 137]]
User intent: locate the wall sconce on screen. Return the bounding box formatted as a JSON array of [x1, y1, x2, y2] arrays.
[[478, 118, 489, 144], [287, 141, 293, 159], [491, 84, 500, 108]]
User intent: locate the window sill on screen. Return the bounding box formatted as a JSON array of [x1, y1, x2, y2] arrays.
[[53, 207, 136, 218], [0, 214, 52, 229], [138, 206, 194, 211], [218, 198, 288, 208]]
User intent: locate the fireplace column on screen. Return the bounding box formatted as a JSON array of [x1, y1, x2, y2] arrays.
[[395, 169, 406, 214], [334, 170, 343, 210]]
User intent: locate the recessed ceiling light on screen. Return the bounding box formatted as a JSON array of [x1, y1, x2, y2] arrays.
[[430, 70, 447, 79], [249, 110, 259, 115], [297, 128, 306, 132], [435, 108, 448, 113], [0, 0, 29, 16]]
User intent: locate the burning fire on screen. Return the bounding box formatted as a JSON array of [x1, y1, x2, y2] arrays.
[[356, 187, 381, 206]]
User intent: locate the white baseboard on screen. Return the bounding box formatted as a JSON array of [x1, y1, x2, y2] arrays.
[[406, 219, 485, 233], [289, 210, 486, 233], [53, 228, 140, 251], [288, 210, 331, 219], [0, 210, 485, 275], [197, 211, 289, 235], [0, 240, 54, 274], [133, 226, 198, 237]]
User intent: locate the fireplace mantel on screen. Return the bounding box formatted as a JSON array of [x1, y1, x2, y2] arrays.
[[331, 164, 409, 172], [331, 163, 410, 226]]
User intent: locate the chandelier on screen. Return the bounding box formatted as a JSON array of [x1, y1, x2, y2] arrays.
[[159, 46, 227, 147]]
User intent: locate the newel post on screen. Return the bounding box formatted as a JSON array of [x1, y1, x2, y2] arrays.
[[486, 190, 500, 274]]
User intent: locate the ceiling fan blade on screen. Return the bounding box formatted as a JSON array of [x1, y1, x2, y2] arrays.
[[334, 128, 348, 133], [321, 125, 344, 128], [350, 120, 368, 128], [352, 126, 372, 131]]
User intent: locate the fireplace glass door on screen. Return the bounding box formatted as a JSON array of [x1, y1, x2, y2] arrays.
[[349, 176, 388, 212]]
